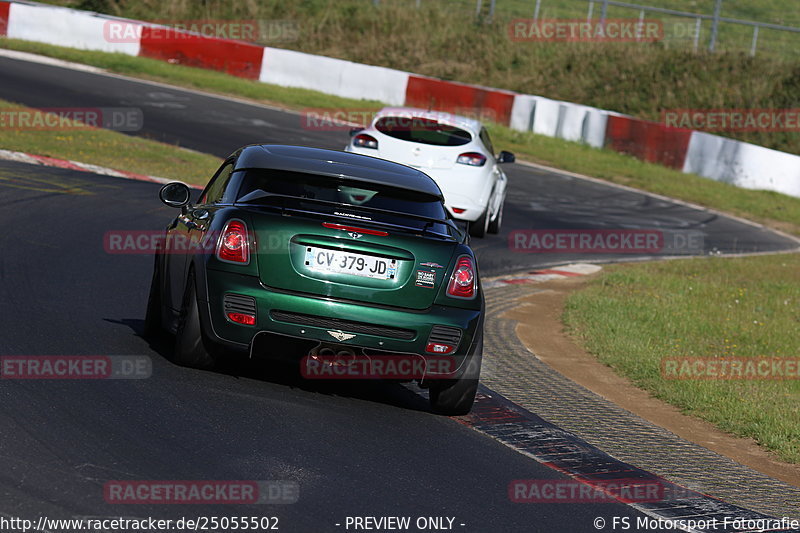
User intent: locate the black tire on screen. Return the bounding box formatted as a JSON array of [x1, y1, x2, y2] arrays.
[[143, 256, 163, 338], [173, 270, 216, 369], [487, 201, 503, 234], [429, 334, 483, 416], [468, 208, 489, 238]]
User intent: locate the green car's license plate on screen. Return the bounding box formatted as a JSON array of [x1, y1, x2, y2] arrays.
[[304, 247, 397, 280]]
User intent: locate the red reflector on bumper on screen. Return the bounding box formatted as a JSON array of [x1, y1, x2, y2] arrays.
[[452, 208, 466, 214], [227, 312, 256, 326], [426, 342, 455, 354]]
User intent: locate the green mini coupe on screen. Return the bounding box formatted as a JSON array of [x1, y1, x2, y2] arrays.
[[145, 145, 484, 415]]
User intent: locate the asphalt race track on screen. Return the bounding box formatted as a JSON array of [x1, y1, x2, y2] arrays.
[[0, 160, 653, 531], [0, 53, 798, 531]]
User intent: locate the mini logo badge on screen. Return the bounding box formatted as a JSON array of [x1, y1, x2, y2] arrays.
[[348, 232, 362, 239], [327, 330, 356, 342], [420, 262, 444, 268]]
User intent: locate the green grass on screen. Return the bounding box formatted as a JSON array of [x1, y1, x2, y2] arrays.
[[2, 37, 799, 236], [563, 254, 800, 463], [0, 98, 222, 184]]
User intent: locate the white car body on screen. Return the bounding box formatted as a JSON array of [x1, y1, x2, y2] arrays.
[[345, 107, 511, 236]]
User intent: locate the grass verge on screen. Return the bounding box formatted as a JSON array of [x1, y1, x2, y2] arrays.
[[0, 98, 221, 184], [1, 37, 799, 235], [563, 254, 800, 464]]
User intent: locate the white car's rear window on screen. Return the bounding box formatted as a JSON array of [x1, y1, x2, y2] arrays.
[[375, 116, 472, 147]]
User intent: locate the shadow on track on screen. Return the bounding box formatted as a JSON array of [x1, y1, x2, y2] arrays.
[[107, 316, 434, 415]]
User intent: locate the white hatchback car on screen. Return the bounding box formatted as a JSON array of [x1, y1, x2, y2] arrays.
[[345, 107, 515, 237]]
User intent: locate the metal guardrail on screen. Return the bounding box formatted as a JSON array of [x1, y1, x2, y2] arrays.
[[370, 0, 800, 57], [583, 0, 800, 55]]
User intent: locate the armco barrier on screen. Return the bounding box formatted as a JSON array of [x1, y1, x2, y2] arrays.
[[557, 102, 610, 149], [405, 75, 516, 126], [6, 2, 140, 55], [140, 26, 263, 79], [529, 96, 561, 137], [509, 94, 536, 132], [605, 114, 692, 169], [582, 107, 610, 149], [510, 96, 609, 149], [259, 47, 409, 105], [0, 1, 9, 36], [683, 132, 800, 198]]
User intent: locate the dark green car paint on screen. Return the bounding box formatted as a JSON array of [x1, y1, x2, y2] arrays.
[[153, 145, 484, 384]]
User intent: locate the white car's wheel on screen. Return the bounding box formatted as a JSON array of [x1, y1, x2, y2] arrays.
[[488, 201, 503, 234], [469, 208, 490, 238]]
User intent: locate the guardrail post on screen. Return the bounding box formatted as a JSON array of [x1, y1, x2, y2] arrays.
[[693, 18, 701, 52], [708, 0, 722, 51], [750, 26, 759, 56], [587, 0, 593, 22], [600, 0, 608, 24], [637, 10, 644, 42], [533, 0, 541, 21]]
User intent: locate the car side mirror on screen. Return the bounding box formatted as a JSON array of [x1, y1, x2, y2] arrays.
[[497, 151, 515, 164], [159, 182, 191, 208]]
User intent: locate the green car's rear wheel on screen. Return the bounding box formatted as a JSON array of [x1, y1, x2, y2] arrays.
[[173, 270, 217, 369], [428, 333, 482, 416], [143, 257, 163, 338]]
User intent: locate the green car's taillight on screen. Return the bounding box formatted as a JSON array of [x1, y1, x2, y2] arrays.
[[446, 255, 476, 299], [216, 219, 250, 264]]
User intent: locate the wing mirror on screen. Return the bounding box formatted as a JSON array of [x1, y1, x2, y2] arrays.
[[497, 151, 515, 164], [159, 182, 191, 208]]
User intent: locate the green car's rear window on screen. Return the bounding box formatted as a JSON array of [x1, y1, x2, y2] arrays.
[[235, 169, 450, 232]]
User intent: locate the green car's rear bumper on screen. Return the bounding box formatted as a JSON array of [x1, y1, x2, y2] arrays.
[[197, 269, 483, 376]]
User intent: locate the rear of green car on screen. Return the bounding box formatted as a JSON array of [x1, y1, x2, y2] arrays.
[[153, 145, 484, 414]]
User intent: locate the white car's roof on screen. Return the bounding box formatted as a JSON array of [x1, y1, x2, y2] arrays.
[[373, 107, 483, 136]]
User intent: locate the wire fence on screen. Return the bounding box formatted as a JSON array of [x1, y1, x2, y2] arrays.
[[371, 0, 800, 58]]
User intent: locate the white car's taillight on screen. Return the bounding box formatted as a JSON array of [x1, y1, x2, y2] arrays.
[[456, 152, 487, 167], [353, 133, 378, 149], [446, 256, 476, 299], [216, 219, 250, 264]]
